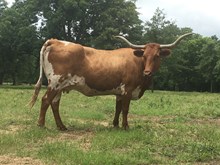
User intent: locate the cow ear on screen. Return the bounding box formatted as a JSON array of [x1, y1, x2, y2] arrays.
[[133, 50, 144, 57], [160, 49, 171, 57]]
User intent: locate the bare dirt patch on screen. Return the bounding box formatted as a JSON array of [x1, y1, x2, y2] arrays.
[[193, 160, 220, 165], [73, 118, 110, 127], [60, 130, 94, 151], [0, 155, 44, 165], [193, 118, 220, 126], [54, 119, 110, 151], [58, 130, 94, 141], [0, 124, 25, 134], [46, 129, 94, 152]]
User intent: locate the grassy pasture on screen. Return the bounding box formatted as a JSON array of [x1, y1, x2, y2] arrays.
[[0, 86, 220, 164]]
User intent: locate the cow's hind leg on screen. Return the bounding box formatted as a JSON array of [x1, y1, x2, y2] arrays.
[[38, 88, 57, 128], [51, 92, 67, 131], [113, 96, 122, 128]]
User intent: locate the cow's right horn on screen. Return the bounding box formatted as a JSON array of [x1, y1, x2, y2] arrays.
[[160, 33, 194, 48]]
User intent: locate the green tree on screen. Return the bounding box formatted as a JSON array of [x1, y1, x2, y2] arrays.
[[0, 0, 7, 13], [0, 0, 8, 84], [87, 0, 143, 49], [144, 8, 180, 43], [213, 40, 220, 91], [196, 37, 220, 92], [0, 0, 40, 85], [36, 0, 143, 49], [173, 34, 203, 91]]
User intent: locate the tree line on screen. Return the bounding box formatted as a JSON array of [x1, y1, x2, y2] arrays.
[[0, 0, 220, 92]]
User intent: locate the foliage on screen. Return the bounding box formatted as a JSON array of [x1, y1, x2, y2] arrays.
[[36, 0, 143, 49], [0, 0, 41, 84]]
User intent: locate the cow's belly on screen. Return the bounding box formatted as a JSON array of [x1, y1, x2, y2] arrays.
[[73, 85, 124, 96], [51, 74, 125, 96], [48, 74, 142, 99], [75, 85, 142, 99]]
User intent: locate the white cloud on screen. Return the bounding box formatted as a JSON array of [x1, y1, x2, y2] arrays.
[[6, 0, 14, 7], [136, 0, 220, 38]]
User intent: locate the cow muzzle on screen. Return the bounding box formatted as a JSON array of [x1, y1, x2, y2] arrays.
[[143, 70, 152, 77]]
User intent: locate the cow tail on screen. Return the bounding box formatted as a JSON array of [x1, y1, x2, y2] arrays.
[[28, 42, 46, 108]]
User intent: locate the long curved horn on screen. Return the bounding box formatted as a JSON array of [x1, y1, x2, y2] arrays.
[[114, 36, 145, 49], [160, 33, 193, 48]]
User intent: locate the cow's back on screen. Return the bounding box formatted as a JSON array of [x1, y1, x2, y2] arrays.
[[43, 39, 86, 76]]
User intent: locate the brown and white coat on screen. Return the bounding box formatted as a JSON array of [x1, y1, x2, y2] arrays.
[[29, 33, 193, 130]]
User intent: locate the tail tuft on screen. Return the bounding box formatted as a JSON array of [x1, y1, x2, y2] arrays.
[[28, 78, 42, 109]]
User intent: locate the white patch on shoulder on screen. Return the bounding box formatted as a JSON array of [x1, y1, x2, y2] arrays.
[[131, 86, 141, 100], [120, 84, 127, 95], [59, 74, 86, 89], [60, 40, 72, 46], [68, 74, 85, 86]]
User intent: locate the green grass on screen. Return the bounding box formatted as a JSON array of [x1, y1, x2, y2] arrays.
[[0, 86, 220, 164]]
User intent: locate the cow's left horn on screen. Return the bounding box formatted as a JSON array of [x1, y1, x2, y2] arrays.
[[114, 36, 145, 49], [160, 33, 193, 48]]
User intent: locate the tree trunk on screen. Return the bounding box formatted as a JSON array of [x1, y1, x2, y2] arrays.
[[0, 73, 4, 85], [210, 80, 213, 93], [12, 73, 16, 85]]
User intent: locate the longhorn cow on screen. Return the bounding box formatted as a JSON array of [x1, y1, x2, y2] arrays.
[[29, 33, 192, 130]]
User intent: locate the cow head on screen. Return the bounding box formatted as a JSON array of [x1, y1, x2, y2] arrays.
[[115, 33, 193, 77], [142, 44, 171, 76]]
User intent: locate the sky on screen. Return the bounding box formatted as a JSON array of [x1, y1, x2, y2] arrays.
[[136, 0, 220, 38], [5, 0, 220, 38]]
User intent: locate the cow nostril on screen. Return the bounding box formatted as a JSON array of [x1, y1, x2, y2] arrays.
[[143, 71, 152, 77]]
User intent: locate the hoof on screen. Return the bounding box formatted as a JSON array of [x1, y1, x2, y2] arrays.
[[37, 123, 46, 129], [57, 125, 68, 131], [113, 120, 119, 128], [122, 125, 129, 130], [113, 125, 119, 129]]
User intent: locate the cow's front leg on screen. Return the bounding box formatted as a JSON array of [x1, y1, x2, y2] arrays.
[[51, 93, 67, 131], [38, 88, 57, 128], [121, 94, 131, 130], [113, 96, 122, 128]]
